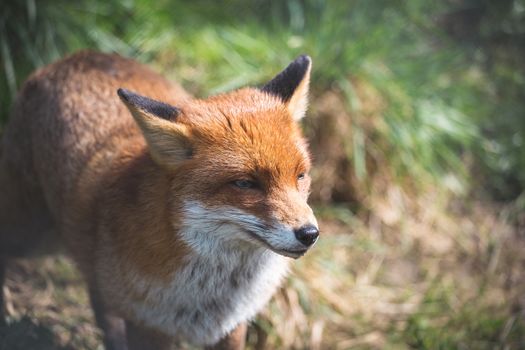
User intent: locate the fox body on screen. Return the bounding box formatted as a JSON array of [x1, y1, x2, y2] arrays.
[[0, 51, 318, 349]]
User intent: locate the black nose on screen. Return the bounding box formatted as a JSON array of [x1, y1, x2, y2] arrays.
[[294, 225, 319, 246]]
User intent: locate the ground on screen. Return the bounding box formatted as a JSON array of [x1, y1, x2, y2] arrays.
[[1, 189, 524, 349]]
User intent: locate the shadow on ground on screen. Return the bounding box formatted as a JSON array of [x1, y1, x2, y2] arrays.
[[0, 316, 69, 350]]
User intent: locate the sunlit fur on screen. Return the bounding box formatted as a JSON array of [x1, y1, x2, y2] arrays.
[[0, 51, 317, 348]]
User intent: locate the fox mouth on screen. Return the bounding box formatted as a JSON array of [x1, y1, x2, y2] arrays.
[[241, 229, 308, 259]]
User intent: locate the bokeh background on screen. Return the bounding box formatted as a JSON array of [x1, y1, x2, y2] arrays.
[[1, 0, 525, 349]]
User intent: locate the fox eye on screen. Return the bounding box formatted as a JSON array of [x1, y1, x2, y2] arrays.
[[233, 179, 257, 189], [297, 173, 306, 180]]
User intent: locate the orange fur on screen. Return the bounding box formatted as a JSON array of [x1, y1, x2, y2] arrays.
[[0, 51, 318, 349]]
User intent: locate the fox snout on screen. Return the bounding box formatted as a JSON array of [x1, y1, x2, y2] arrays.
[[181, 199, 319, 259], [244, 195, 319, 258], [294, 225, 319, 247], [275, 218, 319, 258], [247, 220, 320, 259]]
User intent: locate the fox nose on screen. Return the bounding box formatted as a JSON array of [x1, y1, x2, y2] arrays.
[[294, 225, 319, 246]]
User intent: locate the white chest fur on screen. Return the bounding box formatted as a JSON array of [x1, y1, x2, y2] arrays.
[[98, 201, 291, 345], [127, 247, 289, 345]]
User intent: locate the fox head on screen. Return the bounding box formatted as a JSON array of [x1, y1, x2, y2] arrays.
[[118, 56, 318, 259]]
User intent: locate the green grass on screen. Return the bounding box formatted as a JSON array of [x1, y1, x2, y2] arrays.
[[403, 286, 525, 349], [2, 0, 514, 197]]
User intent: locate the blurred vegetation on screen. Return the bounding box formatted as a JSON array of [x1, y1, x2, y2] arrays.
[[1, 0, 525, 349], [1, 0, 524, 202]]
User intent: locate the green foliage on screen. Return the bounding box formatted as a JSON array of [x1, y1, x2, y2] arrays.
[[402, 282, 525, 349], [0, 0, 523, 198], [463, 0, 525, 200]]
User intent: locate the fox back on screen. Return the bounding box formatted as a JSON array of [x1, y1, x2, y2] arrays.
[[0, 51, 319, 348]]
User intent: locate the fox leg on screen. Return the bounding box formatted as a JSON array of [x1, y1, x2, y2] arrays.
[[88, 288, 127, 350], [206, 323, 247, 350], [125, 320, 173, 350]]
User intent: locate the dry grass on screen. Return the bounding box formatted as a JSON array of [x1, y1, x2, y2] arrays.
[[257, 189, 525, 349], [2, 187, 524, 349], [1, 257, 99, 349]]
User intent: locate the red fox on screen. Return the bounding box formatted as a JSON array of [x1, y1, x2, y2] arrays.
[[0, 51, 319, 349]]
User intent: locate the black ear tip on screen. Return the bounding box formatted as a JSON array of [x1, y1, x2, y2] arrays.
[[261, 54, 312, 102], [285, 54, 312, 76], [117, 88, 180, 120], [292, 55, 312, 70], [117, 88, 132, 102], [296, 54, 312, 65]]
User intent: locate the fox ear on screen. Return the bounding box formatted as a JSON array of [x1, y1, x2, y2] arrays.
[[117, 88, 192, 167], [262, 55, 312, 120]]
